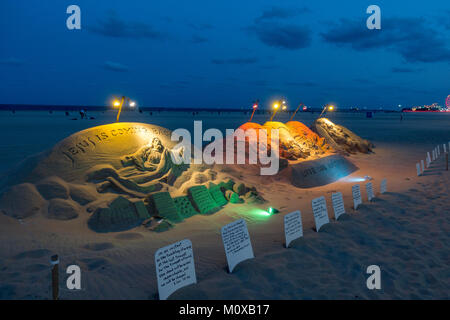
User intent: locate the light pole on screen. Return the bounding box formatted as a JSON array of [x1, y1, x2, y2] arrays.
[[318, 104, 335, 119], [269, 101, 280, 121], [269, 100, 286, 121], [289, 102, 304, 121], [249, 100, 259, 122], [112, 96, 136, 122]]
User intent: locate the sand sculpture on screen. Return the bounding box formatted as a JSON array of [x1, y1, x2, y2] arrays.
[[0, 119, 372, 232], [0, 123, 262, 233], [234, 119, 372, 187], [238, 121, 333, 161], [312, 118, 374, 154]]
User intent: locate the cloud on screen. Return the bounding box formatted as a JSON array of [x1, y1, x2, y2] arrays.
[[248, 23, 312, 50], [159, 81, 190, 90], [353, 78, 373, 84], [191, 35, 209, 44], [89, 12, 164, 39], [211, 57, 258, 65], [391, 67, 420, 73], [285, 81, 318, 87], [102, 61, 129, 72], [187, 23, 214, 30], [0, 58, 24, 66], [321, 17, 450, 63], [248, 80, 267, 87], [255, 6, 310, 23]]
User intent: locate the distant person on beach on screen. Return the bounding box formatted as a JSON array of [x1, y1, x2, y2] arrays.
[[80, 109, 86, 119], [400, 114, 403, 122]]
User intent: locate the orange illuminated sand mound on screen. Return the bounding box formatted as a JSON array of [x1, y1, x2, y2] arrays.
[[237, 121, 334, 161], [285, 121, 333, 153]]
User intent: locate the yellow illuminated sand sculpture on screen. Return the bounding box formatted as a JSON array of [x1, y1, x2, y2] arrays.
[[0, 123, 263, 232]]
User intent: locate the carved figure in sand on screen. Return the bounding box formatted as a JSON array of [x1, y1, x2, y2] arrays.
[[86, 137, 188, 197], [121, 137, 166, 171]]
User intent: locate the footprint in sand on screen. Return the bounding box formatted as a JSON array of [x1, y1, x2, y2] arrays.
[[12, 249, 52, 260], [79, 257, 111, 271], [114, 233, 144, 240], [83, 242, 114, 251], [23, 263, 48, 273], [0, 284, 16, 299]]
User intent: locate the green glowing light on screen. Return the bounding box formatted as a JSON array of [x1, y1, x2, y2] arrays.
[[248, 208, 272, 217], [259, 210, 271, 217]]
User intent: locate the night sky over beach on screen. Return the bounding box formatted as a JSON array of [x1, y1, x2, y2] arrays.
[[1, 0, 449, 109]]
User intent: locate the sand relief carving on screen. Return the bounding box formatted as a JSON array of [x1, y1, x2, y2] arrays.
[[86, 137, 189, 197], [312, 118, 374, 154]]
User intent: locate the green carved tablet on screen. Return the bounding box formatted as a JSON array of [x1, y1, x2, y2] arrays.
[[148, 192, 183, 223], [173, 196, 198, 219], [88, 196, 147, 232], [188, 185, 220, 215], [209, 184, 228, 206]]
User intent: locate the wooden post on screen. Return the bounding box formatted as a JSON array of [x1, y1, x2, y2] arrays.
[[446, 152, 448, 171], [50, 254, 59, 300]]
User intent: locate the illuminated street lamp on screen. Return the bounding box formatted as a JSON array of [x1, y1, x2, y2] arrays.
[[269, 101, 281, 121], [249, 99, 259, 122], [318, 103, 335, 118], [289, 102, 304, 121], [112, 96, 136, 122]]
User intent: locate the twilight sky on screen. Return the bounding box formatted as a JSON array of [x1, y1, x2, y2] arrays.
[[0, 0, 449, 109]]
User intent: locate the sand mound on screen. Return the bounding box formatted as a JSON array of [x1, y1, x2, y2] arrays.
[[0, 183, 46, 219], [312, 118, 374, 154], [285, 121, 332, 154], [237, 121, 334, 161], [0, 122, 264, 232]]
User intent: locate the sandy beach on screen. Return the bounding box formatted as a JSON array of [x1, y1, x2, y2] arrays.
[[0, 110, 448, 300]]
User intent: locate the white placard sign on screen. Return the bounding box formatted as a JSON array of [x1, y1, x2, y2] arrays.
[[432, 150, 435, 161], [444, 143, 447, 153], [221, 219, 254, 273], [155, 239, 197, 300], [380, 179, 387, 194], [416, 163, 421, 176], [427, 152, 431, 164], [331, 192, 346, 220], [426, 157, 430, 168], [366, 182, 375, 201], [421, 160, 425, 173], [352, 184, 362, 210], [311, 196, 330, 232], [284, 210, 303, 248]]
